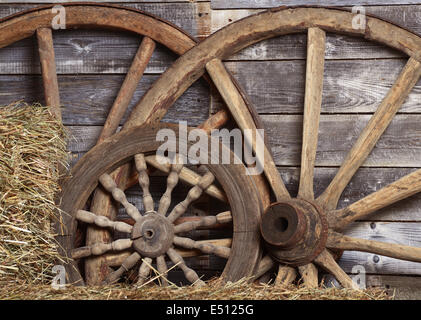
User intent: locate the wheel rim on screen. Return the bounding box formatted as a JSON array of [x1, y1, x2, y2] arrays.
[[59, 124, 262, 286]]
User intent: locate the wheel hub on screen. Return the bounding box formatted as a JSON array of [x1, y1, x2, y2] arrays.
[[260, 199, 328, 266], [131, 212, 174, 258]]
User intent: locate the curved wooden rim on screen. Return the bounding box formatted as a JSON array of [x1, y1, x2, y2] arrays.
[[0, 2, 196, 54], [125, 6, 421, 127], [58, 123, 262, 285]]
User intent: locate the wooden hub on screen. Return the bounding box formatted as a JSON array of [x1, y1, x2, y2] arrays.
[[132, 213, 174, 258], [260, 199, 328, 266]]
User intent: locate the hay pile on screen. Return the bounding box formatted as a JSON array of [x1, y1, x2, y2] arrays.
[[0, 102, 68, 283], [0, 278, 390, 300]]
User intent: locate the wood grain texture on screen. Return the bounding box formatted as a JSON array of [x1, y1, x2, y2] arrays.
[[206, 58, 290, 201], [217, 59, 421, 115], [318, 57, 421, 210], [330, 168, 421, 230], [211, 1, 421, 9], [298, 27, 326, 200], [338, 222, 421, 275], [36, 27, 61, 120]]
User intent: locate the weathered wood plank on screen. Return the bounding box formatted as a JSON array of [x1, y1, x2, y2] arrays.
[[64, 114, 421, 166], [264, 114, 421, 167], [214, 59, 421, 114], [211, 5, 421, 61], [0, 33, 177, 75], [211, 1, 421, 9], [338, 222, 421, 276], [0, 2, 210, 38], [0, 74, 210, 126], [280, 167, 421, 222]]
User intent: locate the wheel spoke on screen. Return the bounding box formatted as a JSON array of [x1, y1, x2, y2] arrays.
[[317, 57, 421, 210], [275, 265, 297, 286], [71, 239, 133, 259], [99, 173, 142, 221], [314, 249, 357, 289], [75, 209, 133, 233], [134, 153, 154, 213], [103, 252, 141, 285], [298, 27, 326, 200], [137, 257, 153, 286], [174, 211, 232, 233], [167, 171, 215, 223], [146, 155, 227, 202], [167, 247, 205, 287], [198, 110, 230, 134], [36, 28, 61, 121], [98, 37, 156, 142], [175, 238, 232, 258], [327, 231, 421, 263], [158, 154, 184, 215], [298, 263, 318, 288], [156, 255, 169, 286], [329, 168, 421, 230], [254, 255, 275, 280], [174, 236, 231, 259], [205, 58, 290, 201]]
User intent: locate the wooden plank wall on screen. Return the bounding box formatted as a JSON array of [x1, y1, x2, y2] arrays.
[[2, 0, 421, 295]]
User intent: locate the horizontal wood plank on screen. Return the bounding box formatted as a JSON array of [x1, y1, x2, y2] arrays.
[[214, 59, 421, 114], [338, 222, 421, 276], [0, 74, 210, 126], [264, 114, 421, 167], [280, 167, 421, 222], [211, 1, 421, 9]]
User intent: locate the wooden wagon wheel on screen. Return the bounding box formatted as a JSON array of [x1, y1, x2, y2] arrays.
[[59, 123, 262, 286], [116, 6, 421, 289], [0, 3, 265, 285]]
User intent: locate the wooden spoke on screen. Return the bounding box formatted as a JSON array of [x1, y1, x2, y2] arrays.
[[98, 37, 156, 143], [173, 236, 231, 259], [275, 265, 297, 286], [103, 252, 132, 267], [254, 255, 275, 280], [137, 257, 153, 286], [167, 171, 215, 223], [158, 154, 184, 215], [318, 57, 421, 210], [36, 28, 61, 121], [99, 173, 142, 221], [134, 154, 154, 213], [327, 231, 421, 263], [71, 239, 133, 259], [167, 247, 206, 287], [75, 209, 132, 233], [174, 211, 232, 233], [103, 252, 141, 285], [146, 155, 227, 202], [329, 168, 421, 230], [298, 263, 318, 288], [175, 238, 232, 258], [205, 58, 290, 201], [298, 27, 326, 200], [198, 110, 230, 134], [314, 249, 357, 289], [156, 255, 169, 286]]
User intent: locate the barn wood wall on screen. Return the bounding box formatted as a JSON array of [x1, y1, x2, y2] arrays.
[[2, 0, 421, 294]]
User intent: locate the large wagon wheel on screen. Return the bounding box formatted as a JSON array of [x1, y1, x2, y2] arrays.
[[0, 3, 264, 285], [59, 123, 262, 286], [120, 7, 421, 289]]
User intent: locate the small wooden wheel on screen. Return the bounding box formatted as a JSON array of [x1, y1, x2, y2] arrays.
[[0, 3, 262, 286], [59, 124, 262, 286], [118, 7, 421, 288]]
